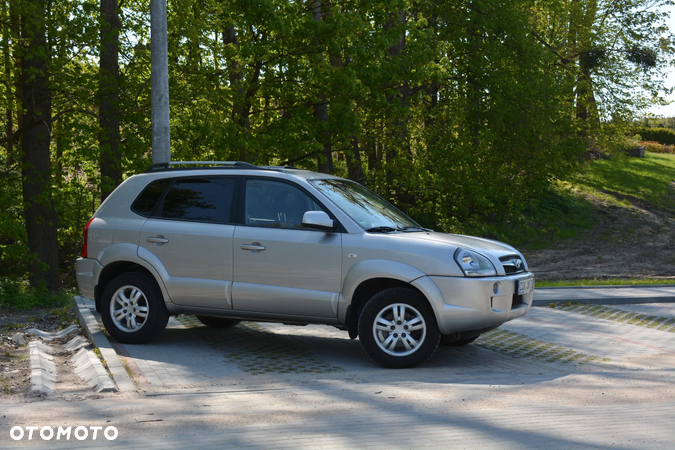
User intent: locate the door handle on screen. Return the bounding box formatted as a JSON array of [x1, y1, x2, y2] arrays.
[[241, 243, 266, 252], [146, 236, 169, 244]]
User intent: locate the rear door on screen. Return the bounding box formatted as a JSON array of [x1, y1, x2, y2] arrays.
[[232, 178, 342, 318], [138, 176, 237, 309]]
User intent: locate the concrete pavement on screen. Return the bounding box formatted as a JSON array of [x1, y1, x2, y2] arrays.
[[2, 288, 674, 449]]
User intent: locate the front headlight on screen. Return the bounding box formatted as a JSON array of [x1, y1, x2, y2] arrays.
[[454, 248, 497, 277]]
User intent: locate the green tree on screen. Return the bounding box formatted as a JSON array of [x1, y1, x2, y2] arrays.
[[532, 0, 675, 135]]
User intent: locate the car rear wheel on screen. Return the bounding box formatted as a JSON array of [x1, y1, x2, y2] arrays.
[[101, 272, 169, 344], [358, 287, 440, 368], [195, 315, 241, 329]]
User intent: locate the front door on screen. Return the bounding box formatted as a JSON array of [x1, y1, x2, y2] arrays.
[[232, 178, 342, 318]]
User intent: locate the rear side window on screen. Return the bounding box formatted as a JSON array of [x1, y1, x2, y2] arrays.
[[160, 178, 236, 224], [131, 179, 171, 217]]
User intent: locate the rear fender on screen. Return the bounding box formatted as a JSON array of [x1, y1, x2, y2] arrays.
[[96, 244, 172, 307]]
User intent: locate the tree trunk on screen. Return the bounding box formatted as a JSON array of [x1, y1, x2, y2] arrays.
[[346, 137, 365, 184], [3, 15, 13, 167], [223, 26, 252, 162], [467, 2, 482, 147], [571, 0, 600, 135], [5, 1, 19, 167], [20, 0, 60, 292], [387, 9, 409, 155], [366, 135, 380, 174], [99, 0, 122, 201], [54, 120, 63, 187], [311, 0, 333, 174], [384, 10, 409, 198]]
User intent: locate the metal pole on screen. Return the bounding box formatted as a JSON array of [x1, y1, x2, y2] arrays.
[[150, 0, 170, 163]]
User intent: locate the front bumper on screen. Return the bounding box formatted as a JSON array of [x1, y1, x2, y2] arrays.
[[76, 257, 103, 301], [412, 272, 534, 335]]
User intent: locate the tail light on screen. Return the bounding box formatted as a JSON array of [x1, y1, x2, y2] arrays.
[[82, 218, 95, 258]]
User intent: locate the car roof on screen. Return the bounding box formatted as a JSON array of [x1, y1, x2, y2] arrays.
[[142, 161, 345, 182]]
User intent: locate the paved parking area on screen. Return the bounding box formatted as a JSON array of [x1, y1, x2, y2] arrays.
[[612, 302, 675, 319], [2, 302, 674, 449], [109, 303, 675, 392], [504, 307, 675, 361]]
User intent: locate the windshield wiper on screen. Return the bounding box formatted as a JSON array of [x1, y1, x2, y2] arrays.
[[365, 226, 401, 233], [398, 226, 433, 232]]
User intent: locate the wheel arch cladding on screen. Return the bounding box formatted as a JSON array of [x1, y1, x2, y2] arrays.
[[346, 277, 429, 340], [96, 261, 162, 313]]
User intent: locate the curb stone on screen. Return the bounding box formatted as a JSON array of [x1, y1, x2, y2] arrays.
[[538, 284, 675, 290], [71, 348, 117, 393], [28, 341, 56, 394], [72, 295, 135, 392], [532, 297, 675, 306], [532, 286, 675, 306]]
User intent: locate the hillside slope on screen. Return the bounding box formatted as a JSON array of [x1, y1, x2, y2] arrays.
[[522, 153, 675, 282]]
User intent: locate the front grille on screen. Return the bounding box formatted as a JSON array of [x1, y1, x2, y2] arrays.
[[500, 255, 525, 274]]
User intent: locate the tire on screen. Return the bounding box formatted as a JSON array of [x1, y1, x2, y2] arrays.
[[358, 287, 440, 368], [100, 272, 169, 344], [439, 334, 479, 347], [195, 315, 241, 329]]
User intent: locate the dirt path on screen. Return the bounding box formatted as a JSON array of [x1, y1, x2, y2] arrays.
[[523, 191, 675, 281]]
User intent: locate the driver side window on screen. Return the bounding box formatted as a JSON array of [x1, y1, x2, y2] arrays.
[[245, 179, 323, 229]]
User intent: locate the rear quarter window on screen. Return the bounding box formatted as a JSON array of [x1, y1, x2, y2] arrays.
[[131, 179, 171, 217]]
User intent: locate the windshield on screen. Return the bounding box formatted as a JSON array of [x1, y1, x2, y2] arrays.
[[309, 179, 422, 231]]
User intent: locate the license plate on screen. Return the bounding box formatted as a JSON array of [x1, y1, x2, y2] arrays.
[[517, 278, 534, 295]]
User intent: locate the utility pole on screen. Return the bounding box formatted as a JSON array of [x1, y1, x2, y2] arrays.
[[150, 0, 170, 163]]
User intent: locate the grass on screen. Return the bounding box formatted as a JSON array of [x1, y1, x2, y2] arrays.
[[537, 278, 675, 288], [571, 152, 675, 212], [490, 151, 675, 250], [486, 184, 595, 249]]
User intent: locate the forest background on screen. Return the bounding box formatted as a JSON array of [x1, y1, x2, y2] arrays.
[[1, 0, 674, 304]]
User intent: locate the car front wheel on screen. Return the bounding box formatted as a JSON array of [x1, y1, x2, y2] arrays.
[[358, 287, 440, 368], [101, 272, 169, 344]]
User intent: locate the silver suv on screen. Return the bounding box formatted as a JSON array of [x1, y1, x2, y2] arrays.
[[76, 162, 534, 368]]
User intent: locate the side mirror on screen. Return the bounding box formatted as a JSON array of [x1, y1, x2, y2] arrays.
[[302, 211, 336, 231]]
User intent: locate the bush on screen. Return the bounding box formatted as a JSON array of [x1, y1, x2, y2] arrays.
[[0, 279, 72, 310], [639, 141, 675, 154], [632, 127, 675, 145]]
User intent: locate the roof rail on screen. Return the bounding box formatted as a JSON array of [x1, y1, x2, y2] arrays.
[[259, 165, 301, 170], [145, 161, 258, 173]]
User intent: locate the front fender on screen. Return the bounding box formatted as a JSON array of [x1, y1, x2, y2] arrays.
[[339, 260, 427, 323]]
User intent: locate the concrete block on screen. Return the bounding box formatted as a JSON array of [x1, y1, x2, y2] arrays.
[[71, 348, 117, 393], [25, 324, 79, 341], [73, 295, 135, 392], [28, 341, 56, 394]]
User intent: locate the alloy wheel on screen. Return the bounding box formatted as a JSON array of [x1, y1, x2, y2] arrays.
[[372, 303, 427, 357], [109, 285, 149, 333]]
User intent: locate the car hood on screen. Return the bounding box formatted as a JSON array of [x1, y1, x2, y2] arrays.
[[394, 231, 521, 259]]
